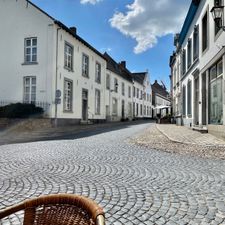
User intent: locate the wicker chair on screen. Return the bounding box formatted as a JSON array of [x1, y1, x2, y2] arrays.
[[0, 194, 105, 225]]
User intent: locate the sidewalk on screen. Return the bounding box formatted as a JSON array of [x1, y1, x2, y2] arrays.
[[156, 124, 225, 147]]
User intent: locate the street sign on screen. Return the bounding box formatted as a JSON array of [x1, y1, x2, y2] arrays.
[[55, 89, 61, 98]]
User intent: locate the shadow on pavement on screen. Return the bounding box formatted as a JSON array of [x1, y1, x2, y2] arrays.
[[0, 120, 155, 145]]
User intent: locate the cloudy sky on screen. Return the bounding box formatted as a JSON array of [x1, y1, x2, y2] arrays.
[[31, 0, 191, 88]]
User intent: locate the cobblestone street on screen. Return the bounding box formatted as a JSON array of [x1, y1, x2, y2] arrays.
[[1, 123, 225, 225]]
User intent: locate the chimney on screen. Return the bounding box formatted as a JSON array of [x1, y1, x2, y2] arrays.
[[120, 61, 126, 69], [70, 27, 77, 35]]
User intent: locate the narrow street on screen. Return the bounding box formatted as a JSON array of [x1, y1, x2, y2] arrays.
[[0, 123, 225, 225]]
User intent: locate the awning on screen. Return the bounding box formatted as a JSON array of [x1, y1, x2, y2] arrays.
[[155, 105, 170, 109]]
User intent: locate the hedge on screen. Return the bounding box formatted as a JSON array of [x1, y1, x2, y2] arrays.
[[0, 103, 44, 118]]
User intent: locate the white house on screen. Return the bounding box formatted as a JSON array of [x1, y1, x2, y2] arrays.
[[151, 80, 171, 118], [132, 72, 153, 119], [104, 53, 152, 121], [0, 0, 107, 125], [170, 0, 225, 139], [0, 0, 152, 124]]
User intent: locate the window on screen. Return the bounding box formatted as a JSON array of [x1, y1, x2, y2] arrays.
[[128, 86, 131, 98], [182, 49, 186, 75], [140, 91, 143, 100], [136, 103, 139, 116], [64, 43, 73, 70], [193, 25, 199, 61], [82, 54, 89, 77], [144, 106, 146, 115], [112, 98, 118, 115], [24, 38, 37, 63], [95, 62, 101, 83], [95, 89, 101, 115], [140, 104, 143, 116], [137, 88, 139, 98], [209, 59, 223, 124], [133, 87, 136, 97], [202, 11, 208, 52], [187, 38, 192, 68], [114, 78, 118, 93], [133, 102, 135, 116], [23, 76, 36, 103], [122, 82, 125, 96], [64, 79, 73, 112], [182, 85, 186, 116], [187, 80, 192, 116], [106, 74, 110, 90]]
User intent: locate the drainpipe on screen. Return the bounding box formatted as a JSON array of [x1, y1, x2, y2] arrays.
[[54, 27, 61, 127]]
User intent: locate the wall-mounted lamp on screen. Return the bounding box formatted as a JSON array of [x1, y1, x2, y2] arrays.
[[211, 5, 225, 31]]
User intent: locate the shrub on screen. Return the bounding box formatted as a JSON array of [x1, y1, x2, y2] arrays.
[[0, 103, 44, 118]]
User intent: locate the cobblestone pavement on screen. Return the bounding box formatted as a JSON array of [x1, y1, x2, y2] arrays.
[[1, 123, 225, 225]]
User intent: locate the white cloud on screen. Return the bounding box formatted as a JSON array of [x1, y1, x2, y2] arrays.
[[110, 0, 191, 54], [80, 0, 102, 5]]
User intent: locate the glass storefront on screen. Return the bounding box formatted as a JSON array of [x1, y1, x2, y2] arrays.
[[209, 59, 223, 125]]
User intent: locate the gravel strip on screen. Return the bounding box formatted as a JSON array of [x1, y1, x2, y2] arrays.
[[131, 124, 225, 160]]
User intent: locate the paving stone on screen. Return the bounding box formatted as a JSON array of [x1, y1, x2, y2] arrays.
[[0, 123, 225, 224]]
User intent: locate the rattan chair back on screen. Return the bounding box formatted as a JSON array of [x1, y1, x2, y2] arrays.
[[0, 194, 105, 225]]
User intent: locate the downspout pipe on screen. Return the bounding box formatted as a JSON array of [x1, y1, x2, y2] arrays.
[[54, 27, 61, 127]]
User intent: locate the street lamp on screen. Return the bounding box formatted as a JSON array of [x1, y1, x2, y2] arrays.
[[211, 5, 225, 31]]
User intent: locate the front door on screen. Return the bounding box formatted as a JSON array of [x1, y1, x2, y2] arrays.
[[82, 89, 88, 121], [122, 100, 125, 119]]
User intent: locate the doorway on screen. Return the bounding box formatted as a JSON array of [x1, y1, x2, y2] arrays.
[[121, 100, 125, 119], [82, 89, 88, 121]]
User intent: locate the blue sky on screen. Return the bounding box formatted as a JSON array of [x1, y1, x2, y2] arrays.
[[31, 0, 191, 89]]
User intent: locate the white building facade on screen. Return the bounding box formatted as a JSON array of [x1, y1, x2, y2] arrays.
[[0, 0, 152, 124], [170, 0, 225, 138]]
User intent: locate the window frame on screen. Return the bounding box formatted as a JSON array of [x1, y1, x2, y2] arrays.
[[95, 89, 101, 115], [64, 42, 74, 71], [24, 37, 37, 64], [95, 62, 101, 84], [82, 53, 89, 78], [64, 78, 73, 112], [23, 76, 36, 103]]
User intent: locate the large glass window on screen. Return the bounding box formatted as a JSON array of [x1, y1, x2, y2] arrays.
[[209, 60, 223, 124], [187, 80, 192, 116], [182, 49, 186, 75], [182, 85, 186, 116], [25, 38, 37, 63], [23, 76, 36, 103]]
